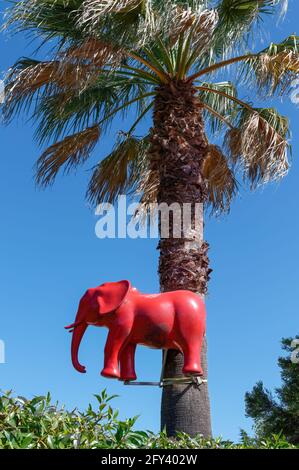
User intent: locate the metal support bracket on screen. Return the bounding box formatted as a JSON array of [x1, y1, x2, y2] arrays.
[[123, 350, 207, 388], [124, 376, 207, 388]]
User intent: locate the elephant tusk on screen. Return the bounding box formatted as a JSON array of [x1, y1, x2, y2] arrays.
[[65, 321, 83, 330]]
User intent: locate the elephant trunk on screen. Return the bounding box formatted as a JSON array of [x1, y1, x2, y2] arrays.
[[65, 318, 88, 373]]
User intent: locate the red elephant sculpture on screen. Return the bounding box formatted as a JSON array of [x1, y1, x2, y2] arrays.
[[65, 280, 206, 381]]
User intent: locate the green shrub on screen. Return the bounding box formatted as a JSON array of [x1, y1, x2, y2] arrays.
[[0, 390, 297, 449]]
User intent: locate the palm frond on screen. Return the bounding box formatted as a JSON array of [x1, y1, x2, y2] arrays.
[[169, 7, 218, 48], [138, 162, 159, 215], [213, 0, 288, 56], [190, 35, 299, 90], [202, 144, 238, 214], [246, 35, 299, 95], [61, 38, 124, 67], [36, 125, 100, 186], [171, 8, 219, 76], [3, 58, 98, 122], [78, 0, 153, 45], [81, 0, 143, 21], [77, 0, 214, 52], [3, 0, 85, 42], [225, 107, 290, 186], [197, 81, 238, 132], [33, 74, 151, 144], [3, 0, 294, 213], [87, 133, 150, 204]]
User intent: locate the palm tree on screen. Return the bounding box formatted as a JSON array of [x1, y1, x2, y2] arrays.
[[2, 0, 298, 438]]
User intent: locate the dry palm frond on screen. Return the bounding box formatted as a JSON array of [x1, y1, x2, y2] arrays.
[[87, 134, 149, 204], [253, 50, 299, 95], [244, 35, 299, 95], [79, 0, 158, 46], [138, 164, 159, 215], [36, 125, 100, 186], [138, 0, 157, 41], [225, 108, 290, 186], [169, 7, 218, 48], [168, 6, 198, 44], [80, 0, 143, 28], [139, 141, 238, 217], [4, 60, 98, 121], [202, 144, 238, 214], [83, 0, 142, 17], [78, 1, 215, 49], [192, 8, 219, 48], [62, 38, 124, 67]]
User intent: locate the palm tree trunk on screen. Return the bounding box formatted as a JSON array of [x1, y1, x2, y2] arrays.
[[149, 80, 212, 438]]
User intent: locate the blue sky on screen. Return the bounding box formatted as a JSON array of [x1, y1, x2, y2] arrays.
[[0, 1, 298, 441]]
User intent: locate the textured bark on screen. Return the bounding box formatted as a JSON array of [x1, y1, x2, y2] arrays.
[[149, 80, 212, 438], [161, 338, 211, 437]]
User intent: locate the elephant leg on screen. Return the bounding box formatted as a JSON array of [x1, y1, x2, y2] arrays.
[[181, 341, 203, 376], [101, 329, 130, 379], [119, 343, 137, 381]]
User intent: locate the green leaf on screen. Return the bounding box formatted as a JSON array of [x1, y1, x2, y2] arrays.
[[46, 435, 55, 449], [213, 0, 288, 57], [197, 81, 238, 132]]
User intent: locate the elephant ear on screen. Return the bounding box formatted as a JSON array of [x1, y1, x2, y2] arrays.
[[97, 280, 131, 314]]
